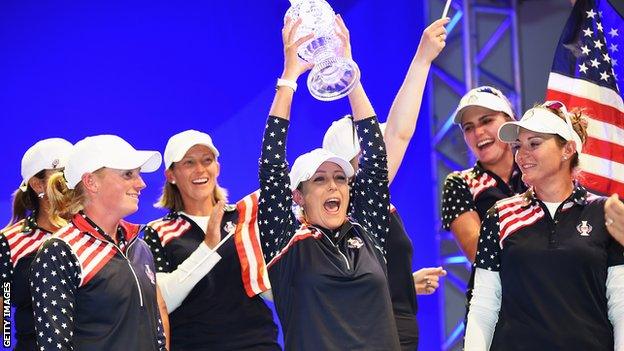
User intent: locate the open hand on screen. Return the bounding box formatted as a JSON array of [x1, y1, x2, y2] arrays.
[[334, 14, 353, 60], [282, 17, 314, 81], [204, 200, 225, 249]]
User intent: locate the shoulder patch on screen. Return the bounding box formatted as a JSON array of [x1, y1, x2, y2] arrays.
[[55, 224, 117, 287], [2, 220, 51, 268], [146, 216, 192, 246], [459, 169, 498, 200], [496, 194, 544, 248]]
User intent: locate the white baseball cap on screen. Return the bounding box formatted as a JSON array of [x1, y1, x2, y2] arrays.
[[19, 138, 74, 192], [289, 148, 355, 190], [164, 130, 220, 169], [452, 86, 515, 124], [498, 101, 583, 154], [322, 115, 387, 162], [64, 135, 162, 189]]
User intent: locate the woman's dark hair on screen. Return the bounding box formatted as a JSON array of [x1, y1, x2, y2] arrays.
[[7, 169, 46, 227]]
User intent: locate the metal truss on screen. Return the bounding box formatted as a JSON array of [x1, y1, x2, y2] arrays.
[[424, 0, 522, 349]]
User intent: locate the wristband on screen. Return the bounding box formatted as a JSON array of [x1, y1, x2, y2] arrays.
[[276, 78, 297, 92]]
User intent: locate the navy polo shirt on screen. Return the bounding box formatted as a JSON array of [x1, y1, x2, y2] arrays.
[[475, 185, 624, 350]]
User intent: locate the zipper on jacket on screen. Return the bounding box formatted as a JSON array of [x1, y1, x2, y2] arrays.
[[113, 239, 144, 307], [311, 225, 351, 270]]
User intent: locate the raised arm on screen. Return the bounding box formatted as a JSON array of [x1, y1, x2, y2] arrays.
[[268, 17, 313, 121], [258, 18, 313, 265], [384, 18, 448, 183], [333, 15, 375, 121], [333, 16, 390, 251]]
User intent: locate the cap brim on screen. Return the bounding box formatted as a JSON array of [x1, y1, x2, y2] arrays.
[[498, 118, 561, 143], [325, 156, 355, 178], [453, 94, 514, 124], [139, 151, 163, 172], [108, 150, 162, 173], [168, 142, 219, 169], [498, 122, 521, 142], [289, 154, 355, 191]]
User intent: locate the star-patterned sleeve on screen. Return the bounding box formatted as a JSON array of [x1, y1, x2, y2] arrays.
[[142, 226, 172, 273], [474, 209, 501, 271], [0, 234, 12, 286], [441, 172, 477, 230], [30, 238, 81, 351], [348, 116, 391, 253], [257, 115, 297, 264]]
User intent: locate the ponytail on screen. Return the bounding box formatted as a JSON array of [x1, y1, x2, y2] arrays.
[[47, 172, 85, 228], [5, 170, 45, 229]]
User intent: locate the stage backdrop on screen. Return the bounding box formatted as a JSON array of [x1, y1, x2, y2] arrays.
[[0, 1, 441, 349]]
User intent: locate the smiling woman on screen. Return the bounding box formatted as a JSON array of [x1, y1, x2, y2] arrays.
[[29, 135, 168, 351], [254, 16, 400, 350], [0, 138, 72, 351], [441, 86, 522, 263], [465, 101, 624, 350], [141, 129, 279, 351], [440, 86, 527, 325]]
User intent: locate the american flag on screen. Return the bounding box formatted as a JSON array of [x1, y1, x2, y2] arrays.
[[546, 0, 624, 196], [234, 190, 271, 297]]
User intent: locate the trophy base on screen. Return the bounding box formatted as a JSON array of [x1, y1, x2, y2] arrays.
[[307, 56, 360, 101]]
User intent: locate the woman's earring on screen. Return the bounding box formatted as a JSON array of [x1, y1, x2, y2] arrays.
[[171, 180, 176, 185], [38, 192, 45, 198]]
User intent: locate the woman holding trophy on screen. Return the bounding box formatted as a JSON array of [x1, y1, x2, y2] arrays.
[[256, 13, 400, 349]]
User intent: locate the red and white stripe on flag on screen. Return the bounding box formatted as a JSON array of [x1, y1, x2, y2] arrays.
[[235, 190, 271, 297], [547, 72, 624, 197]]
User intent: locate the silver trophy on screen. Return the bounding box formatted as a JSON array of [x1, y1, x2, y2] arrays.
[[285, 0, 360, 101]]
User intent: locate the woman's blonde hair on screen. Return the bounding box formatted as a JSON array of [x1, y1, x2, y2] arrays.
[[155, 164, 228, 212], [46, 172, 86, 227]]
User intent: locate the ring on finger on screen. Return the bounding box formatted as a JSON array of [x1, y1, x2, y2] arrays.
[[606, 217, 614, 226]]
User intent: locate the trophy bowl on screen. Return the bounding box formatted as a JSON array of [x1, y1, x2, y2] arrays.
[[285, 0, 360, 101]]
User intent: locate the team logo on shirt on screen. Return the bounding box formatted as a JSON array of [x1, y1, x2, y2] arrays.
[[145, 264, 156, 285], [223, 221, 236, 234], [347, 236, 364, 249], [576, 220, 592, 236]]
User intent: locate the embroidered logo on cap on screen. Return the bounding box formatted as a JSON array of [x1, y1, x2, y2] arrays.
[[347, 236, 364, 249], [467, 94, 479, 104], [576, 220, 592, 236], [145, 264, 156, 285]]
